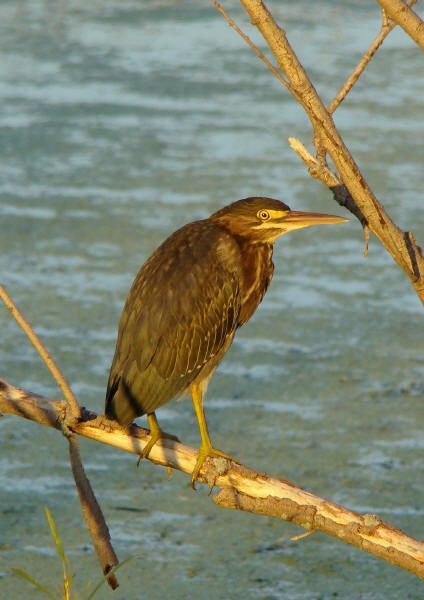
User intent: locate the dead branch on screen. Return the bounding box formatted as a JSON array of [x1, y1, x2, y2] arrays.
[[288, 137, 370, 254], [68, 435, 119, 588], [376, 0, 424, 50], [211, 0, 291, 92], [218, 0, 424, 304], [0, 284, 80, 423], [2, 377, 424, 580], [0, 284, 119, 589], [327, 0, 418, 114]]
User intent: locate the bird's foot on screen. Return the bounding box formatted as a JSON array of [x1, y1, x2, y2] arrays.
[[137, 429, 180, 466], [191, 444, 239, 490]]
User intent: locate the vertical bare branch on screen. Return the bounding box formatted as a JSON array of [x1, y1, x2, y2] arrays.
[[68, 436, 119, 590]]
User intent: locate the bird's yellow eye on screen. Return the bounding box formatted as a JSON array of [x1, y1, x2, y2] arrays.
[[257, 209, 270, 221]]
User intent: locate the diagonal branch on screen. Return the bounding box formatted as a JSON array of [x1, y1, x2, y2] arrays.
[[2, 377, 424, 580], [288, 137, 371, 254], [213, 0, 424, 304], [328, 0, 418, 114], [211, 0, 292, 92], [0, 285, 119, 589], [375, 0, 424, 50], [0, 283, 80, 423]]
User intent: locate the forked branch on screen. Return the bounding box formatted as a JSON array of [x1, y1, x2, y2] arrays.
[[1, 378, 424, 580], [0, 284, 118, 589], [376, 0, 424, 50], [214, 0, 424, 304], [288, 138, 370, 254], [328, 0, 418, 114]]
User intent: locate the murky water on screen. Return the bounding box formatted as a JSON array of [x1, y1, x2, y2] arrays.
[[1, 1, 424, 598]]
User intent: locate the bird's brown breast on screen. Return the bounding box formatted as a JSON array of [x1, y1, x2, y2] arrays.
[[234, 238, 274, 325]]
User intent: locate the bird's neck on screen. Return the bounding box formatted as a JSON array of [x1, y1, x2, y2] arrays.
[[236, 238, 274, 325]]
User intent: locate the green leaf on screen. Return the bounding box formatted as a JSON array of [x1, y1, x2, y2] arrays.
[[44, 506, 74, 596], [81, 580, 92, 596], [11, 567, 58, 600], [44, 507, 66, 563]]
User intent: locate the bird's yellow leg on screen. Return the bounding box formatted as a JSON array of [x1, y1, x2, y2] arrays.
[[137, 412, 180, 465], [190, 383, 238, 488]]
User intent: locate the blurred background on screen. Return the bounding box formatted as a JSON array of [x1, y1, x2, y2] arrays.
[[1, 1, 424, 598]]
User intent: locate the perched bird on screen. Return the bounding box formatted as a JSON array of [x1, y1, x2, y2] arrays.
[[105, 197, 347, 485]]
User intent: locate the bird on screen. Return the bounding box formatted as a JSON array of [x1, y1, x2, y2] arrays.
[[105, 196, 347, 486]]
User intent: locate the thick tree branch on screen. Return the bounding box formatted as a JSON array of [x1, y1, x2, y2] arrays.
[[2, 378, 424, 580], [214, 1, 424, 304], [376, 0, 424, 50]]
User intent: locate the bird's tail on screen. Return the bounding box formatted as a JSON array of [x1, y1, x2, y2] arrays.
[[105, 375, 142, 427]]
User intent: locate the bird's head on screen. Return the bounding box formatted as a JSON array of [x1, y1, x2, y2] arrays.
[[210, 196, 348, 243]]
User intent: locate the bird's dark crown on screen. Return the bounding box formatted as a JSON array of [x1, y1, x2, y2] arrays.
[[211, 197, 290, 220], [210, 196, 291, 243]]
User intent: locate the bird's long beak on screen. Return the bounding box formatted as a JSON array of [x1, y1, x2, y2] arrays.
[[281, 210, 348, 232]]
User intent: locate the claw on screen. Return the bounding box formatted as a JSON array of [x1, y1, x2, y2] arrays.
[[137, 412, 180, 466], [190, 444, 238, 489]]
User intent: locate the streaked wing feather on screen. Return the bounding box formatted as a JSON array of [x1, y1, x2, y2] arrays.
[[105, 220, 242, 423]]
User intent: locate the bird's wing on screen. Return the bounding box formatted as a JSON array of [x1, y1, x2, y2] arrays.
[[105, 220, 242, 423]]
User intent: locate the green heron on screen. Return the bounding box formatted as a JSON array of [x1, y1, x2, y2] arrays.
[[105, 197, 347, 485]]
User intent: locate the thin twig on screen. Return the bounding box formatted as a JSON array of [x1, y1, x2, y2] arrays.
[[288, 137, 370, 254], [0, 284, 80, 423], [210, 0, 293, 93], [288, 138, 340, 187], [328, 0, 418, 114]]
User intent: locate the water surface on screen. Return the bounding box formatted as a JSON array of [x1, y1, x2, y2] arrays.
[[1, 2, 424, 599]]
